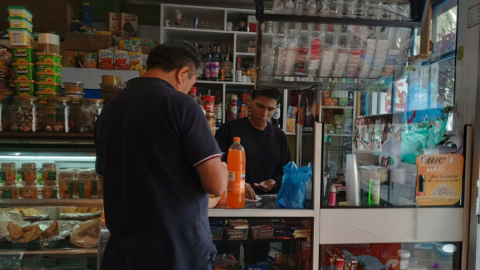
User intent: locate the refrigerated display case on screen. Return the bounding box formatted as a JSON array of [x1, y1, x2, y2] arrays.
[[0, 134, 102, 269]]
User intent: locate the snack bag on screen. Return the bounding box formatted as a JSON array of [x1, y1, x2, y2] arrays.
[[276, 162, 311, 209], [114, 50, 128, 70], [118, 39, 131, 50], [99, 49, 114, 69], [130, 37, 142, 52], [128, 52, 142, 71]]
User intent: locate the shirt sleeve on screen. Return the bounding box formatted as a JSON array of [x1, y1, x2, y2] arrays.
[[94, 120, 104, 177], [214, 123, 232, 162], [180, 103, 222, 168], [271, 134, 292, 193]]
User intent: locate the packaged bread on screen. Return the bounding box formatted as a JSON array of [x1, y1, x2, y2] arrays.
[[7, 221, 24, 240]]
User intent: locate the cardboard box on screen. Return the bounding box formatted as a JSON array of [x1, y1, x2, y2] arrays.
[[335, 127, 345, 134], [108, 12, 121, 37], [334, 115, 345, 125], [64, 32, 113, 52], [121, 13, 138, 37], [331, 91, 348, 98], [326, 124, 335, 134], [339, 97, 348, 107]]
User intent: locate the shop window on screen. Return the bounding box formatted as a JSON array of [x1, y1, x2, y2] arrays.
[[433, 0, 458, 56]]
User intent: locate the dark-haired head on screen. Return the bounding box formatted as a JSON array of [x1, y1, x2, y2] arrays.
[[251, 90, 282, 105], [145, 40, 202, 94], [249, 89, 282, 130]]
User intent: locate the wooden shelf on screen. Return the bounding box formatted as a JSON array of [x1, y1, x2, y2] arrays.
[[0, 132, 93, 138], [213, 237, 308, 245]]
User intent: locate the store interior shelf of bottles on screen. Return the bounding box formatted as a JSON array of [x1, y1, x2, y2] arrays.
[[161, 4, 261, 86]]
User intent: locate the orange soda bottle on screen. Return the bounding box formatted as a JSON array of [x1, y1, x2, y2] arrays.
[[227, 137, 246, 209]]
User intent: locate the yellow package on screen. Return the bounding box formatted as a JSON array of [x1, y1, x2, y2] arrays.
[[128, 51, 143, 71]]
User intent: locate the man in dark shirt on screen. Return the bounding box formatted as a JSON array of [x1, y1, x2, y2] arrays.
[[95, 40, 227, 270], [215, 90, 291, 199]]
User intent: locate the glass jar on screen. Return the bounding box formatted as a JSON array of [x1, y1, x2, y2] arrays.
[[9, 96, 42, 132], [100, 83, 125, 103], [44, 97, 72, 133], [79, 99, 104, 133]]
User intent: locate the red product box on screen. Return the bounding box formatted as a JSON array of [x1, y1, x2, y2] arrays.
[[114, 50, 129, 70]]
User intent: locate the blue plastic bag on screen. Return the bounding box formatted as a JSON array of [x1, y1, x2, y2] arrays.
[[276, 161, 312, 209]]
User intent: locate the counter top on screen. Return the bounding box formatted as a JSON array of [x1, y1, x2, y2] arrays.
[[208, 195, 315, 218]]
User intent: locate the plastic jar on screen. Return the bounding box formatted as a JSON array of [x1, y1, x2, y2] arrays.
[[206, 112, 216, 135], [398, 250, 411, 270], [100, 83, 125, 103], [59, 179, 76, 199], [202, 95, 215, 113], [9, 96, 42, 132], [79, 99, 104, 133], [38, 33, 60, 54], [0, 186, 18, 199], [0, 162, 17, 186], [19, 186, 39, 199], [44, 97, 72, 133], [42, 163, 57, 186], [20, 162, 37, 183], [64, 82, 84, 93], [42, 186, 58, 199]]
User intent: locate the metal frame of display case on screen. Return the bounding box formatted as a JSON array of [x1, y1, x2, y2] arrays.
[[252, 0, 430, 91], [254, 0, 430, 28]]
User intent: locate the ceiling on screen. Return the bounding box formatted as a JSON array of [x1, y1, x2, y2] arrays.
[[124, 0, 259, 9]]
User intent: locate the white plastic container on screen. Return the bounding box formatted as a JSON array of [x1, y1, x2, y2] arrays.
[[398, 250, 411, 270]]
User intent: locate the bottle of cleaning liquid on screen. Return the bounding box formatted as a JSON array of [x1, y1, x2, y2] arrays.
[[369, 170, 381, 206], [227, 137, 246, 209]]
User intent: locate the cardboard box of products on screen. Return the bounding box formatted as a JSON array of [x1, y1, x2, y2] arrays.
[[121, 12, 138, 37], [339, 97, 348, 107], [108, 12, 121, 36]]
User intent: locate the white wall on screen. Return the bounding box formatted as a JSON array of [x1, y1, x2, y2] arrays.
[[455, 0, 480, 131], [455, 0, 480, 269]]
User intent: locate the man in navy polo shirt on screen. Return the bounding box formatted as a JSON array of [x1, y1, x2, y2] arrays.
[[95, 40, 227, 270]]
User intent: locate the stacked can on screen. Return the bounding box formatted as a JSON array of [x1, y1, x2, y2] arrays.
[[35, 33, 62, 98], [7, 6, 35, 97]]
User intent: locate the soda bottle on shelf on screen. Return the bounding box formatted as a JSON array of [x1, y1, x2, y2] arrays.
[[198, 45, 205, 79], [229, 94, 238, 121], [227, 137, 246, 209], [215, 91, 223, 128], [273, 103, 281, 128], [204, 45, 212, 80], [240, 93, 248, 118], [189, 87, 203, 107], [211, 45, 220, 81]]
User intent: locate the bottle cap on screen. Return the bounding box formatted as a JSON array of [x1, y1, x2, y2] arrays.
[[398, 250, 411, 258], [233, 137, 241, 142]]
